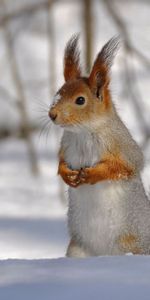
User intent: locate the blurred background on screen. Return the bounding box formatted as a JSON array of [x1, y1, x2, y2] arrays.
[[0, 0, 150, 259]]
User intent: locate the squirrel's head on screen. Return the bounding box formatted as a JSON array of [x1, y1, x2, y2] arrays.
[[49, 34, 120, 132]]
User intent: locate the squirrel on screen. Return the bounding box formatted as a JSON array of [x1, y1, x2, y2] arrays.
[[49, 34, 150, 257]]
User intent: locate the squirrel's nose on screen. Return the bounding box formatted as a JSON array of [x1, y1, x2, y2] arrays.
[[49, 110, 57, 122]]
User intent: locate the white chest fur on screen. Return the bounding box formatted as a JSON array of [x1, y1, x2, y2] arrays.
[[62, 131, 128, 255], [62, 130, 103, 170]]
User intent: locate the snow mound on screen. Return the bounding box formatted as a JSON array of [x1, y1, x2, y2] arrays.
[[1, 256, 150, 300]]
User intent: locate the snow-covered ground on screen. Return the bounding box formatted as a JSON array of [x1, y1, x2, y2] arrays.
[[0, 134, 69, 259], [0, 256, 150, 300]]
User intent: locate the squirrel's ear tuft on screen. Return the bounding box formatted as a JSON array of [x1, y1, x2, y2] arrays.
[[64, 34, 81, 82], [89, 36, 120, 96], [98, 35, 120, 70]]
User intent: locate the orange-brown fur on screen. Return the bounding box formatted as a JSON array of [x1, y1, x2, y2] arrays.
[[64, 34, 81, 82], [88, 61, 109, 95], [66, 239, 77, 255], [66, 238, 89, 257], [49, 36, 115, 128], [58, 159, 80, 187], [118, 233, 142, 254], [50, 79, 113, 128], [79, 154, 134, 185], [58, 150, 134, 187]]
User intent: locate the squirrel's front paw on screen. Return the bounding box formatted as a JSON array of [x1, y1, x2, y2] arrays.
[[79, 167, 98, 185], [58, 162, 80, 188], [66, 171, 81, 187]]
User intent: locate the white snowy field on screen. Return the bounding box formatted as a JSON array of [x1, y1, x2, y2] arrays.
[[0, 256, 150, 300], [0, 134, 69, 259]]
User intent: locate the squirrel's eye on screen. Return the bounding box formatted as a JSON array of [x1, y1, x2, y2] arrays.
[[75, 96, 85, 105]]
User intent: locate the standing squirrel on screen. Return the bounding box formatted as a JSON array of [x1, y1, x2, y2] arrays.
[[49, 34, 150, 257]]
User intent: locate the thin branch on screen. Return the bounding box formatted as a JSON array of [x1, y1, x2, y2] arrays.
[[83, 0, 93, 72], [47, 0, 56, 96], [0, 85, 20, 108], [123, 53, 150, 144], [0, 1, 49, 27], [47, 0, 67, 205], [101, 0, 150, 69], [101, 0, 150, 147], [2, 0, 39, 175], [0, 0, 81, 27]]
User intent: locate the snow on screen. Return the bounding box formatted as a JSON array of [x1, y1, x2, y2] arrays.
[[0, 256, 150, 300], [0, 135, 69, 259]]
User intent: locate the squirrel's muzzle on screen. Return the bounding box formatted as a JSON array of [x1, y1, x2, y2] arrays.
[[49, 109, 57, 122]]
